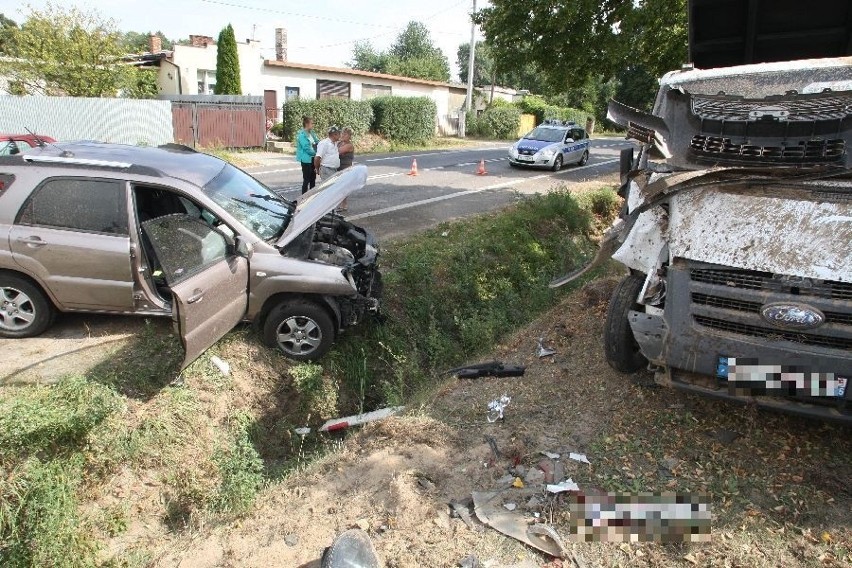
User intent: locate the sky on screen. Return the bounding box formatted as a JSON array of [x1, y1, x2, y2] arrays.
[[2, 0, 488, 82]]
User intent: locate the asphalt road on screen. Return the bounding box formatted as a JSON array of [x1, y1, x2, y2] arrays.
[[247, 137, 635, 240]]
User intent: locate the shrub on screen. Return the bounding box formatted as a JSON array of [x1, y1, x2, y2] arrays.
[[464, 110, 480, 137], [516, 95, 586, 126], [476, 106, 522, 139], [269, 122, 285, 137], [370, 96, 436, 144], [281, 99, 373, 141]]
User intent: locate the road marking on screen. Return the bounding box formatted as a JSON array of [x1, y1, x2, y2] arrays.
[[346, 158, 619, 221], [252, 166, 302, 175], [364, 145, 508, 162]]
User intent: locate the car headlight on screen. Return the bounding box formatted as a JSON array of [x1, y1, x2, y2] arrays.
[[509, 144, 518, 157]]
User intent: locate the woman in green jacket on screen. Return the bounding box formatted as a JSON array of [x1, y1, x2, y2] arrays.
[[296, 116, 319, 194]]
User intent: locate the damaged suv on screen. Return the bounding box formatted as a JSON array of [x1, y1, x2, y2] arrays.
[[552, 4, 852, 422], [0, 142, 381, 366]]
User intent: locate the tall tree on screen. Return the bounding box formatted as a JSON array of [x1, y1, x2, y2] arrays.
[[120, 30, 174, 53], [456, 42, 494, 85], [348, 21, 450, 82], [0, 13, 17, 55], [0, 4, 153, 97], [214, 24, 241, 95]]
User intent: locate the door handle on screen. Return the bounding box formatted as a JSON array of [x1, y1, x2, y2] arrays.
[[17, 236, 46, 247], [187, 291, 204, 304]]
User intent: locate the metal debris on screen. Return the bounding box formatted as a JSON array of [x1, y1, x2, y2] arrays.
[[536, 338, 556, 358], [445, 361, 526, 379], [472, 491, 567, 558], [486, 395, 511, 423], [546, 479, 580, 493], [568, 452, 591, 464]]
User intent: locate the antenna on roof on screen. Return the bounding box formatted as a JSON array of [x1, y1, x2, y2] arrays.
[[23, 126, 72, 157]]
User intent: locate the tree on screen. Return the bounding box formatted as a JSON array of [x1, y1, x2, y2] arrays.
[[348, 21, 450, 82], [0, 4, 154, 97], [475, 0, 686, 93], [0, 13, 17, 55], [214, 24, 241, 95], [456, 42, 494, 85], [120, 30, 174, 53]]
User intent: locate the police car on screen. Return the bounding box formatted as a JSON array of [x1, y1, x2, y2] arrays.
[[508, 120, 590, 171]]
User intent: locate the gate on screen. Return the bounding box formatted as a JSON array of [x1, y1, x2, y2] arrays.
[[160, 95, 265, 149]]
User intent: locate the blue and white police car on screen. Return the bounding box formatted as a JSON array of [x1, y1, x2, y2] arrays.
[[508, 120, 591, 171]]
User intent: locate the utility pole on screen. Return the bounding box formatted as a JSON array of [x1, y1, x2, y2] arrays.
[[465, 0, 476, 112]]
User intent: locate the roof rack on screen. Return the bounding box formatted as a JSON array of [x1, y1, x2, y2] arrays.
[[22, 155, 132, 169]]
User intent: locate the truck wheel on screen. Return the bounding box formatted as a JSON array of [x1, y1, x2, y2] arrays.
[[0, 274, 54, 338], [263, 300, 335, 361], [551, 154, 563, 171], [603, 273, 648, 373]]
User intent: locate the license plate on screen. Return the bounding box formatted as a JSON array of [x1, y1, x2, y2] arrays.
[[517, 155, 534, 162], [838, 377, 848, 398]]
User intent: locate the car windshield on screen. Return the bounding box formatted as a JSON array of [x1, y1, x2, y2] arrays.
[[523, 127, 565, 143], [203, 164, 293, 241]]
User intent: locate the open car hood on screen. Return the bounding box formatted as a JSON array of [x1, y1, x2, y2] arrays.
[[275, 164, 368, 248]]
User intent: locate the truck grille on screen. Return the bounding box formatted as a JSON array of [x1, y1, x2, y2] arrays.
[[691, 94, 852, 122], [691, 293, 852, 326], [690, 135, 845, 163], [693, 316, 852, 350], [690, 268, 852, 301]]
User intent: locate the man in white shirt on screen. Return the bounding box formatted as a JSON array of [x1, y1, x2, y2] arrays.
[[314, 126, 341, 180]]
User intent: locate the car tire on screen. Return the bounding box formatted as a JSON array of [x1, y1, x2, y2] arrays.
[[603, 272, 648, 373], [551, 154, 563, 172], [578, 150, 589, 166], [263, 300, 335, 361], [0, 274, 54, 338]]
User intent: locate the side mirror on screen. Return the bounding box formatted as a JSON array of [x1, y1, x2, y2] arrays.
[[234, 236, 252, 258], [565, 138, 574, 144]]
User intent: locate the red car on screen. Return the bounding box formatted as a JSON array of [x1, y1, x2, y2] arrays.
[[0, 134, 57, 156]]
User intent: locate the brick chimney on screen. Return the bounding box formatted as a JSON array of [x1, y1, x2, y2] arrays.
[[275, 28, 287, 61], [148, 33, 162, 53], [189, 35, 216, 48]]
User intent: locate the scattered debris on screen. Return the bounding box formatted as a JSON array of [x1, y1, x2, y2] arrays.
[[284, 533, 299, 547], [503, 503, 517, 511], [486, 395, 511, 423], [450, 499, 482, 532], [541, 451, 560, 459], [524, 467, 545, 486], [553, 461, 565, 484], [537, 338, 557, 358], [210, 355, 230, 376], [472, 491, 566, 558], [485, 435, 502, 460], [512, 477, 524, 488], [546, 479, 580, 493], [319, 406, 405, 432], [458, 554, 481, 568], [568, 452, 590, 465], [445, 360, 526, 379], [294, 427, 311, 436]]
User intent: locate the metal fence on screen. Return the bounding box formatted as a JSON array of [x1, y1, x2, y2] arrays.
[[0, 96, 173, 146], [160, 95, 265, 149]]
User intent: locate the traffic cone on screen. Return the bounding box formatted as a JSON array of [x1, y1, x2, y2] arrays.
[[407, 158, 419, 176], [476, 159, 487, 175]]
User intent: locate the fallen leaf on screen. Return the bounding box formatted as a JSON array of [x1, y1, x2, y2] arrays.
[[512, 477, 524, 488], [821, 531, 832, 544]]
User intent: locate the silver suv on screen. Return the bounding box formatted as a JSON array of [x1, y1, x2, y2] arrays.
[[0, 142, 382, 366]]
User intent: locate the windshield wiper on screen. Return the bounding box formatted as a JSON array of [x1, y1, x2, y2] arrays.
[[231, 197, 287, 219], [249, 192, 289, 204]]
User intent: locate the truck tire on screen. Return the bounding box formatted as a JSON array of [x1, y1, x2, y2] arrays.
[[603, 272, 648, 373], [263, 300, 335, 361], [0, 274, 54, 338]]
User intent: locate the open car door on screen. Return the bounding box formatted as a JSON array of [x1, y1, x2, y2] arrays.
[[141, 214, 248, 368]]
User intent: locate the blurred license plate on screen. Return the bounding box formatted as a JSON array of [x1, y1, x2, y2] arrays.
[[517, 155, 534, 162]]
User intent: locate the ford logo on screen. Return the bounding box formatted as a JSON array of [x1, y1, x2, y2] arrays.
[[760, 302, 825, 330]]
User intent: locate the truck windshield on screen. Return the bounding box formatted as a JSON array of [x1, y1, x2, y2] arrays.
[[524, 127, 565, 142], [203, 164, 292, 241]]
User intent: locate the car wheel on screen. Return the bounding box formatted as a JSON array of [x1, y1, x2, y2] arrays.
[[578, 150, 589, 166], [551, 154, 563, 172], [263, 300, 335, 361], [603, 272, 648, 373], [508, 161, 518, 168], [0, 274, 54, 338]]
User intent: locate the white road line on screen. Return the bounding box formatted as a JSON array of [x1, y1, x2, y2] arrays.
[[252, 166, 302, 175], [347, 158, 619, 221], [364, 145, 508, 162]]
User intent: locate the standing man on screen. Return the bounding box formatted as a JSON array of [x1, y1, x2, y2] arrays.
[[314, 126, 341, 181], [296, 116, 319, 194]]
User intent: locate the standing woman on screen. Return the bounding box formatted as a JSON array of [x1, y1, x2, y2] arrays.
[[296, 116, 319, 194], [336, 126, 355, 211]]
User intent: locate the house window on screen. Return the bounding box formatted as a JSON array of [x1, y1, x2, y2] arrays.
[[196, 70, 216, 94], [362, 83, 392, 99], [316, 79, 350, 99], [285, 86, 300, 101]]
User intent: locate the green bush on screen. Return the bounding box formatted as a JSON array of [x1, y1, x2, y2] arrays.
[[369, 96, 436, 144], [516, 95, 586, 126], [464, 110, 480, 137], [476, 106, 522, 139], [269, 122, 285, 137], [281, 99, 374, 141]]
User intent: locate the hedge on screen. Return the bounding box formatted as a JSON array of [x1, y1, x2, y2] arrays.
[[515, 95, 586, 126], [281, 99, 373, 141], [479, 106, 521, 139], [369, 96, 436, 144]]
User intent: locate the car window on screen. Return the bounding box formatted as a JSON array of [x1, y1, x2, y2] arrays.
[[17, 178, 128, 235], [571, 128, 585, 140], [0, 140, 27, 156], [141, 214, 229, 286], [524, 127, 566, 143]]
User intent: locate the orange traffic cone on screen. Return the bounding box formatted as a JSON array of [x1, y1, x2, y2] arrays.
[[476, 159, 487, 175], [407, 158, 419, 176]]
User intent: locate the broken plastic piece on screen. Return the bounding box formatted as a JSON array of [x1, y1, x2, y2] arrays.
[[569, 452, 591, 464], [512, 477, 524, 488], [486, 395, 511, 422], [210, 356, 230, 376], [319, 406, 405, 432], [294, 427, 311, 436], [503, 503, 517, 511], [536, 338, 556, 358], [546, 479, 580, 493], [472, 491, 566, 558], [445, 361, 526, 379], [541, 451, 560, 459]]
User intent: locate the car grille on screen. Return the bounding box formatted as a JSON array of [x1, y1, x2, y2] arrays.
[[691, 94, 852, 122], [688, 266, 852, 350], [690, 135, 846, 163], [517, 149, 536, 156]]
